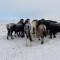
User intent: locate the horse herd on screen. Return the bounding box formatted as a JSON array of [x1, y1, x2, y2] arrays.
[[6, 18, 60, 45]]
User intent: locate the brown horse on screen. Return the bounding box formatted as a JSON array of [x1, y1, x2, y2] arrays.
[[31, 20, 47, 44], [36, 23, 46, 44]]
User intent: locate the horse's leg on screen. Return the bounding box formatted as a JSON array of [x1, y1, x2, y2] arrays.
[[25, 33, 29, 46], [7, 34, 9, 40], [22, 31, 25, 38], [41, 36, 44, 44], [34, 27, 36, 40], [53, 32, 56, 38], [28, 32, 32, 46], [38, 34, 40, 40], [20, 31, 23, 37], [11, 31, 14, 39], [39, 38, 40, 40], [25, 32, 32, 46], [49, 31, 52, 39], [14, 31, 16, 37], [22, 31, 25, 37], [23, 32, 25, 37], [28, 32, 32, 42], [35, 27, 36, 37], [7, 30, 10, 40], [33, 27, 35, 34], [17, 31, 21, 37]]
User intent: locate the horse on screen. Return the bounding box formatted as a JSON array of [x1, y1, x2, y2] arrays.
[[24, 19, 32, 46], [17, 19, 24, 24], [6, 21, 25, 40], [14, 23, 25, 38], [38, 19, 57, 39], [31, 19, 46, 44], [36, 21, 46, 44], [16, 19, 25, 37], [31, 20, 38, 38], [6, 23, 16, 39], [48, 23, 60, 38]]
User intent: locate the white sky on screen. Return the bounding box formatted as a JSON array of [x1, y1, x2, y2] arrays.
[[0, 0, 60, 21]]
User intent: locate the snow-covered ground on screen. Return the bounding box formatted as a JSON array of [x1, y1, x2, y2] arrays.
[[0, 22, 60, 60]]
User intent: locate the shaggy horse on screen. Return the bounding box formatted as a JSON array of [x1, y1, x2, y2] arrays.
[[6, 22, 25, 40], [37, 23, 46, 44], [24, 19, 32, 46], [14, 23, 25, 37], [38, 19, 57, 39], [16, 19, 25, 37], [31, 20, 38, 38], [31, 20, 46, 44], [6, 23, 16, 39]]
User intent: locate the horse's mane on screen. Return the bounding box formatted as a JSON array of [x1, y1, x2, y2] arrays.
[[46, 20, 57, 23], [32, 20, 38, 22]]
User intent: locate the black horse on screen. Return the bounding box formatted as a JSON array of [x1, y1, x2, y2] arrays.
[[6, 23, 16, 39], [6, 19, 25, 40], [38, 19, 58, 39], [16, 19, 25, 37], [14, 23, 25, 37], [48, 23, 60, 38]]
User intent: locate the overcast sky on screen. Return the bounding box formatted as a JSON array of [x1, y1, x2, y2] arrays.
[[0, 0, 60, 21]]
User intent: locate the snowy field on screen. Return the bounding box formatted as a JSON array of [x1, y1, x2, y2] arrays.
[[0, 22, 60, 60]]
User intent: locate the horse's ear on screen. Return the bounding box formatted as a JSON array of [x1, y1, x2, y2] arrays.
[[41, 18, 45, 21]]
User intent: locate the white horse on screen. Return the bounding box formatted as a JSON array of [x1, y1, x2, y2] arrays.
[[30, 20, 38, 40]]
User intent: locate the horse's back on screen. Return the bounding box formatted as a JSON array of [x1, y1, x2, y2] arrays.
[[37, 24, 46, 32], [49, 23, 60, 32], [6, 23, 16, 30], [15, 23, 24, 32], [37, 24, 46, 37]]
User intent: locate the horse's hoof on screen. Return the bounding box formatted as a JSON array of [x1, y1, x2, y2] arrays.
[[53, 36, 56, 38], [7, 39, 9, 40], [30, 40, 33, 42], [38, 39, 40, 40], [41, 41, 44, 44], [11, 38, 14, 39], [14, 35, 16, 37], [49, 37, 52, 39], [21, 35, 25, 38]]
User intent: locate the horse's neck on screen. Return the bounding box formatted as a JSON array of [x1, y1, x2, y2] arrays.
[[32, 23, 36, 27]]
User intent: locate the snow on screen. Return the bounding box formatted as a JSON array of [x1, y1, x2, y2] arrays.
[[0, 22, 60, 60]]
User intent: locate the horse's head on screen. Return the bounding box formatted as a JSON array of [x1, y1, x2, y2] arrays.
[[17, 19, 24, 24]]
